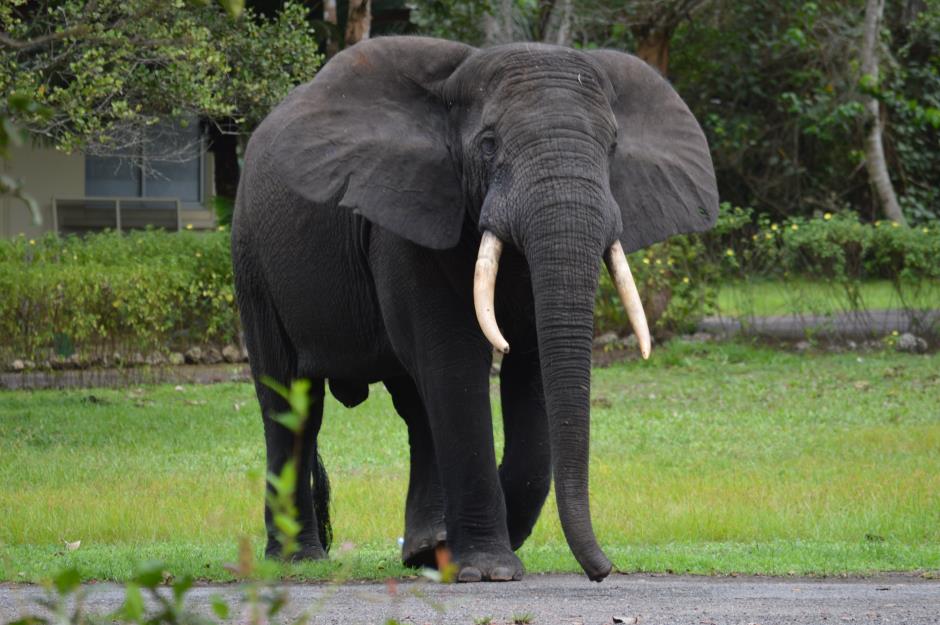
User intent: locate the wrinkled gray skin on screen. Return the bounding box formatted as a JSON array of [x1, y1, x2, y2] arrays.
[[232, 36, 718, 582]]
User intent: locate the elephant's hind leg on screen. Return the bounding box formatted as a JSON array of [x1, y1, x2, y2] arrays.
[[384, 375, 447, 569], [260, 379, 329, 560], [236, 254, 330, 561]]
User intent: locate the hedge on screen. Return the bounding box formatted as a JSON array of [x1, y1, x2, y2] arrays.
[[0, 229, 237, 364], [2, 207, 939, 364]]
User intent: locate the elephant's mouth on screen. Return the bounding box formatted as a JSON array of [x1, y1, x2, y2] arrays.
[[473, 230, 651, 359]]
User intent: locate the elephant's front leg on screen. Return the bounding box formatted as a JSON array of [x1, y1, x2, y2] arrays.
[[498, 348, 551, 550], [372, 242, 522, 582], [384, 375, 447, 568], [417, 349, 522, 581]]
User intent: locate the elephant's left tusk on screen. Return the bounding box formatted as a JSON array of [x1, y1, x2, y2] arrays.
[[604, 240, 651, 360], [473, 231, 510, 354]]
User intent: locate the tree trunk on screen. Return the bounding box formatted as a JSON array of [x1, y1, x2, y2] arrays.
[[345, 0, 371, 47], [542, 0, 572, 46], [483, 0, 515, 45], [636, 30, 671, 75], [861, 0, 907, 225], [323, 0, 339, 58], [209, 123, 239, 200]]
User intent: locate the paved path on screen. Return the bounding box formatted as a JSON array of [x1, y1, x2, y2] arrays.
[[3, 574, 939, 624], [699, 309, 940, 341]]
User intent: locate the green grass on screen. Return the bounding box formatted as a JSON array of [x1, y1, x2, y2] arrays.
[[717, 279, 940, 317], [2, 341, 939, 582]]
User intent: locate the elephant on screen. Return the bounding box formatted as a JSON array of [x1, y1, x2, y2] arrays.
[[231, 36, 718, 583]]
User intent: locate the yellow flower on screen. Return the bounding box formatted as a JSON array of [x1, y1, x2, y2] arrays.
[[195, 251, 202, 258], [185, 223, 194, 230], [667, 259, 674, 266], [28, 239, 36, 245], [923, 227, 930, 234], [771, 224, 779, 231], [682, 276, 690, 284], [725, 249, 735, 257], [823, 213, 832, 220], [225, 293, 234, 303], [642, 258, 650, 265], [112, 301, 120, 308], [217, 225, 226, 232], [751, 234, 758, 240], [655, 259, 662, 265], [765, 233, 773, 240], [72, 254, 78, 260], [875, 220, 881, 227], [891, 330, 899, 337], [790, 224, 799, 231], [891, 221, 899, 228]]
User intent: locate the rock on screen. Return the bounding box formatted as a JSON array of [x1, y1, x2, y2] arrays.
[[130, 352, 147, 365], [203, 346, 223, 365], [846, 340, 858, 350], [896, 333, 928, 354], [593, 331, 620, 348], [146, 351, 168, 366], [168, 352, 186, 366], [23, 359, 36, 370], [794, 340, 812, 353], [184, 347, 203, 364], [11, 359, 25, 371], [222, 344, 242, 363]]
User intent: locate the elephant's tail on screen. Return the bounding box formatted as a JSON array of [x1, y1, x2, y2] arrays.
[[313, 450, 332, 552]]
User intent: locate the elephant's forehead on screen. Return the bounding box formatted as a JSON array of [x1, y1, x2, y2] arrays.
[[449, 45, 613, 105]]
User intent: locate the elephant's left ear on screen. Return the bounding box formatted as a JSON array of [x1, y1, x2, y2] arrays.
[[590, 50, 719, 253]]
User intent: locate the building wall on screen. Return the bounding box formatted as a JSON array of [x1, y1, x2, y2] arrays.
[[0, 143, 83, 239], [1, 143, 217, 238]]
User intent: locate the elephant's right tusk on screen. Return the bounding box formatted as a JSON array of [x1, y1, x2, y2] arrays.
[[604, 240, 651, 360], [473, 231, 510, 354]]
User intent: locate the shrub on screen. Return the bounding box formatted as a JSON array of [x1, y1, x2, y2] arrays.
[[0, 229, 238, 363]]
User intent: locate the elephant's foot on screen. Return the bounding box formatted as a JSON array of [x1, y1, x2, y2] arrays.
[[265, 538, 327, 561], [453, 544, 524, 582], [402, 525, 447, 569]]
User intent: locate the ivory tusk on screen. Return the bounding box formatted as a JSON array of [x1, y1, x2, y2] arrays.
[[473, 231, 510, 354], [604, 240, 651, 360]]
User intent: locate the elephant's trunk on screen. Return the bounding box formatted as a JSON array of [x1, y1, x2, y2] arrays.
[[525, 229, 612, 582]]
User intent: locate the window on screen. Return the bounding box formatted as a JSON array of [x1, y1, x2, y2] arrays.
[[85, 120, 204, 206]]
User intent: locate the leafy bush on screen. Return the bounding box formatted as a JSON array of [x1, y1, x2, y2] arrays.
[[2, 210, 938, 365], [0, 229, 238, 363], [596, 204, 940, 338]]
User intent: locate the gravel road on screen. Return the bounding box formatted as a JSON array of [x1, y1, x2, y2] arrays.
[[3, 574, 939, 625]]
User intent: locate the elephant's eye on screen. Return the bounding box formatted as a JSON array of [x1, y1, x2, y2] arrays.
[[480, 135, 498, 159], [608, 140, 618, 156]]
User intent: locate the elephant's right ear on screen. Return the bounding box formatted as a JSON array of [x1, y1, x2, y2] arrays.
[[261, 37, 474, 250]]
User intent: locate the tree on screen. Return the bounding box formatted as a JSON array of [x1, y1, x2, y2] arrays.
[[860, 0, 906, 225], [346, 0, 372, 46], [1, 0, 321, 214]]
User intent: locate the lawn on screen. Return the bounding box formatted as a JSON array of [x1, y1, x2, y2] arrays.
[[717, 279, 940, 317], [1, 341, 939, 583]]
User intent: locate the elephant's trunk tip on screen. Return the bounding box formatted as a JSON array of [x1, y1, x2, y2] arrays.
[[604, 240, 651, 360], [474, 231, 510, 354]]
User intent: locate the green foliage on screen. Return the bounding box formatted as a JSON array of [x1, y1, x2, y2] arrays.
[[595, 203, 940, 336], [0, 0, 321, 157], [671, 0, 940, 223], [0, 230, 238, 362]]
